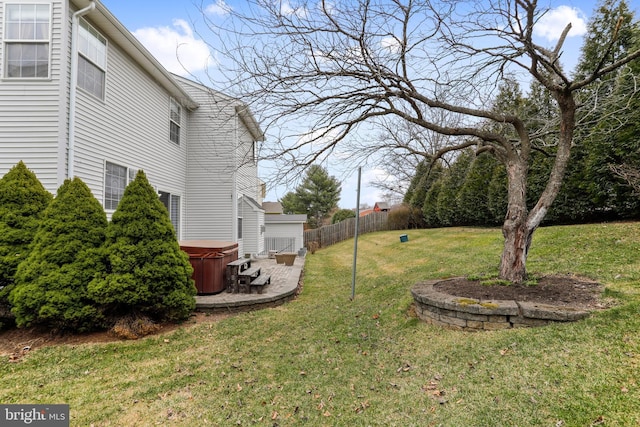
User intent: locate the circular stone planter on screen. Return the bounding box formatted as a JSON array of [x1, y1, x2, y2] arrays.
[[411, 278, 596, 331]]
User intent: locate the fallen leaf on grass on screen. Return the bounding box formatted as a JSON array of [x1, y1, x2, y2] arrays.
[[423, 381, 439, 391], [397, 363, 412, 372], [354, 400, 370, 413]]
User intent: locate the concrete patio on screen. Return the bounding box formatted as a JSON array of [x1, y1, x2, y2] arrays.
[[195, 255, 305, 313]]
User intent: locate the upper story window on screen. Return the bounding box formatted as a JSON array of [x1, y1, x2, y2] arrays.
[[78, 18, 107, 99], [3, 3, 51, 78], [169, 98, 181, 144]]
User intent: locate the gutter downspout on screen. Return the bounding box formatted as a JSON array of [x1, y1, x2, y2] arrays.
[[67, 1, 96, 179], [232, 111, 239, 243]]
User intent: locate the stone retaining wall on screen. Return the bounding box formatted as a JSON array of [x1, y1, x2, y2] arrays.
[[411, 279, 592, 331]]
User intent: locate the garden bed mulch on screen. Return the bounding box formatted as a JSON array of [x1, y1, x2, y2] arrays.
[[0, 312, 230, 361], [434, 275, 607, 310]]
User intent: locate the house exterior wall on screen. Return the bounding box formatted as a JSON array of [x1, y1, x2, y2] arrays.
[[240, 197, 265, 257], [174, 76, 264, 254], [174, 77, 237, 242], [72, 15, 188, 221], [0, 1, 69, 191], [0, 1, 190, 210], [0, 0, 264, 246], [0, 1, 193, 236]]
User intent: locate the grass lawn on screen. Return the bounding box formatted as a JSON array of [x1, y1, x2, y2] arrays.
[[2, 222, 640, 426]]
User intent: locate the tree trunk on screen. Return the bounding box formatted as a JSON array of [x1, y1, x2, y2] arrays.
[[499, 158, 531, 284], [499, 217, 534, 284], [499, 91, 576, 284]]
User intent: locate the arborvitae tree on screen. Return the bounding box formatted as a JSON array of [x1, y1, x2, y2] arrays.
[[457, 153, 499, 225], [487, 165, 508, 224], [8, 178, 107, 331], [436, 150, 474, 226], [574, 0, 639, 218], [88, 170, 195, 324], [0, 162, 53, 291], [406, 158, 444, 210], [422, 179, 443, 228], [574, 0, 636, 81], [404, 159, 429, 207], [583, 33, 640, 218]]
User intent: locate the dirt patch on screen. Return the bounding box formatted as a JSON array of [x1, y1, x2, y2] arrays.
[[0, 312, 230, 361], [434, 275, 606, 310]]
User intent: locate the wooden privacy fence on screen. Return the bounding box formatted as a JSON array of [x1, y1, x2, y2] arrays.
[[304, 212, 389, 249]]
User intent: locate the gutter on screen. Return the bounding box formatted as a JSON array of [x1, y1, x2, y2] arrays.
[[67, 0, 95, 179]]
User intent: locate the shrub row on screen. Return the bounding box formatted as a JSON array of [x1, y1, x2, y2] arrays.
[[0, 162, 195, 333]]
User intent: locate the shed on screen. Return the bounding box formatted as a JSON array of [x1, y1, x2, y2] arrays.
[[264, 214, 307, 254]]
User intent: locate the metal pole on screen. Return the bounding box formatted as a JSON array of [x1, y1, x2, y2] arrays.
[[351, 167, 361, 300]]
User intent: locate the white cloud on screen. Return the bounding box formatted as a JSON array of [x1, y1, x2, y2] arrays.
[[339, 168, 389, 209], [133, 19, 214, 76], [534, 5, 588, 42], [206, 0, 232, 16], [280, 1, 308, 18], [381, 36, 402, 54], [294, 127, 340, 151]]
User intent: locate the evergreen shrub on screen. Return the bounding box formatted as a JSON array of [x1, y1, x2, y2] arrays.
[[8, 178, 107, 331], [0, 162, 53, 328], [332, 208, 356, 224], [88, 170, 195, 326]]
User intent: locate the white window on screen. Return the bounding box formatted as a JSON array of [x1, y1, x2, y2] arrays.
[[78, 19, 107, 99], [169, 98, 181, 144], [104, 161, 136, 210], [159, 191, 181, 237], [3, 3, 51, 78]]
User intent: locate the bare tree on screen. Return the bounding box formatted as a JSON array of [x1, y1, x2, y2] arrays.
[[365, 111, 464, 202], [202, 0, 640, 283]]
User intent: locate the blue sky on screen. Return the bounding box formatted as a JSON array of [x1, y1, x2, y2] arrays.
[[100, 0, 640, 209]]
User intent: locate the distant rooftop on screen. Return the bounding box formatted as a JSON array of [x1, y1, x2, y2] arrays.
[[263, 201, 283, 214]]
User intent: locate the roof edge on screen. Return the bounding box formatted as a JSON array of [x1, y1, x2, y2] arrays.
[[72, 0, 199, 110]]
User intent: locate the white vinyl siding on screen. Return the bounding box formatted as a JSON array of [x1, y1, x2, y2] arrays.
[[176, 75, 264, 252], [71, 31, 188, 209], [239, 196, 265, 256], [175, 77, 238, 241], [0, 1, 65, 192]]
